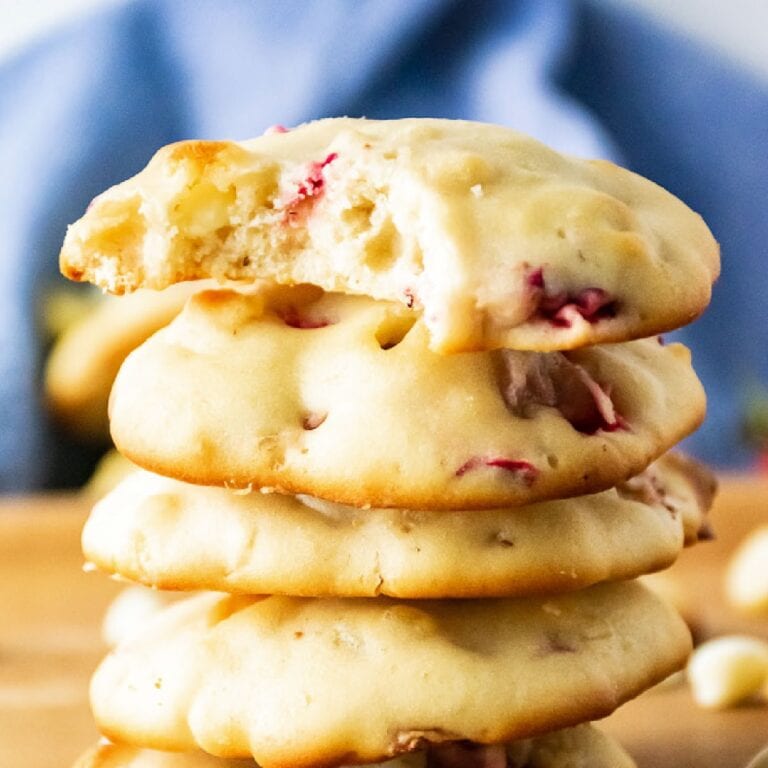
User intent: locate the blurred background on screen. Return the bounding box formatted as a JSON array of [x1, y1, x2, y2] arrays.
[[1, 0, 767, 491], [3, 1, 768, 75]]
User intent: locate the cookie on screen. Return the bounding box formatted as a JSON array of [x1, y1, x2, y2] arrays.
[[90, 583, 689, 765], [60, 118, 719, 353], [82, 453, 713, 598], [45, 283, 202, 442], [74, 723, 636, 768], [102, 585, 182, 647], [83, 449, 139, 500], [109, 287, 705, 509]]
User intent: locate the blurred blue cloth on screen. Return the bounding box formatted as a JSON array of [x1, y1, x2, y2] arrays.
[[0, 0, 765, 489]]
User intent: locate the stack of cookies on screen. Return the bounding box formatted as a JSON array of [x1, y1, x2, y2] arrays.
[[59, 119, 720, 768]]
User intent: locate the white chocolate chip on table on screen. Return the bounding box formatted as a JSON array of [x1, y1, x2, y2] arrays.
[[687, 635, 768, 709], [726, 525, 768, 615], [746, 745, 768, 768]]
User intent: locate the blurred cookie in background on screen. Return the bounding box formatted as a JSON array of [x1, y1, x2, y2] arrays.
[[82, 449, 137, 500], [44, 283, 203, 444], [101, 585, 184, 648]]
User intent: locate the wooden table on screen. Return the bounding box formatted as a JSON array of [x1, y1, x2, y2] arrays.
[[1, 478, 767, 768], [602, 476, 768, 766]]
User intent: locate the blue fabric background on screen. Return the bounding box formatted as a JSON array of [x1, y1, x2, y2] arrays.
[[0, 0, 765, 490]]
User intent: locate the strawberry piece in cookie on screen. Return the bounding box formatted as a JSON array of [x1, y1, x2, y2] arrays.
[[456, 456, 539, 484], [428, 743, 508, 768], [527, 268, 617, 328], [499, 349, 625, 435], [275, 306, 334, 329], [283, 152, 339, 221]]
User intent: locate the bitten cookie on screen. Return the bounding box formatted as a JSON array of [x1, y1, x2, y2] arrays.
[[60, 117, 719, 353], [108, 287, 705, 509], [90, 584, 689, 766], [74, 723, 636, 768], [82, 453, 713, 598]]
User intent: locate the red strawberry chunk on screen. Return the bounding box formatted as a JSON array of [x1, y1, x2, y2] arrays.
[[429, 743, 508, 768], [526, 266, 544, 289], [302, 412, 327, 430], [403, 286, 418, 309], [276, 307, 333, 329], [571, 364, 625, 432], [283, 152, 339, 219], [499, 350, 627, 435], [575, 287, 612, 318], [456, 456, 538, 484], [526, 267, 617, 328]]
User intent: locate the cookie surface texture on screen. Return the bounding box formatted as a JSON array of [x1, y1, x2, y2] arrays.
[[74, 724, 635, 768], [83, 453, 712, 598], [109, 287, 705, 509], [90, 584, 688, 765], [60, 117, 719, 353]]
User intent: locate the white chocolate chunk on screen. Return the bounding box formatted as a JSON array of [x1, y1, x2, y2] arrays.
[[746, 745, 768, 768], [726, 525, 768, 614], [687, 635, 768, 709]]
